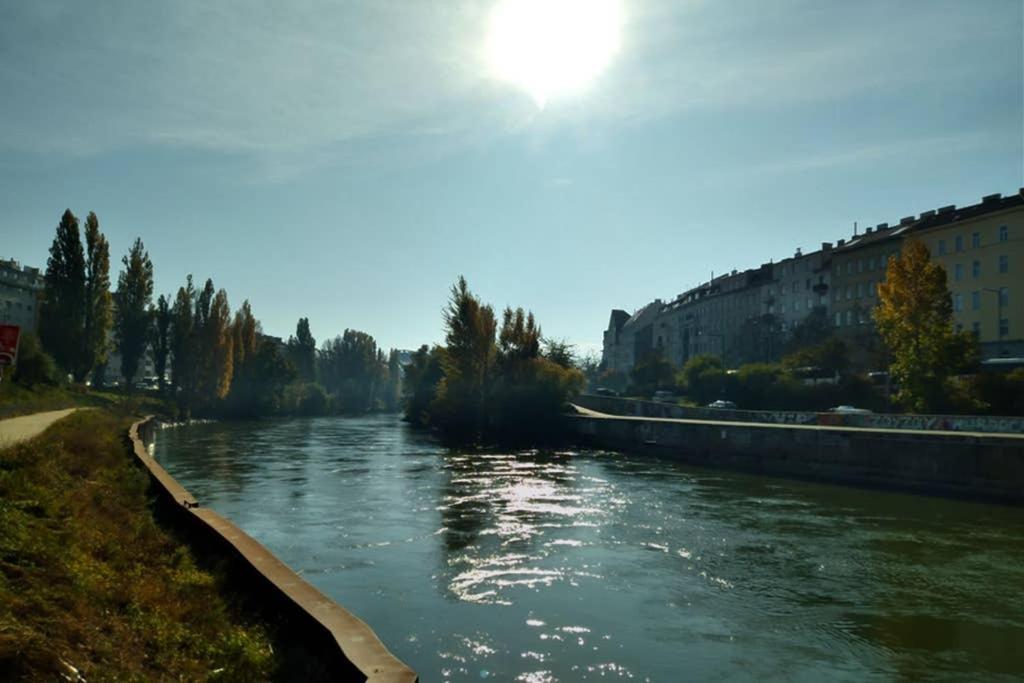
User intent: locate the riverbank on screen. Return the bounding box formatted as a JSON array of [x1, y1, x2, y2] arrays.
[[0, 409, 281, 679], [571, 407, 1024, 504], [0, 381, 172, 420]]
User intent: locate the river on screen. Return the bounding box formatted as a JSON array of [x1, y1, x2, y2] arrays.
[[152, 414, 1024, 682]]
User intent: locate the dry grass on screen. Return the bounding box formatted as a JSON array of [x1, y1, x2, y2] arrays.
[[0, 409, 280, 680]]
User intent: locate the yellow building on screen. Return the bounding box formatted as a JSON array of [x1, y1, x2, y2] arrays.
[[914, 191, 1023, 359]]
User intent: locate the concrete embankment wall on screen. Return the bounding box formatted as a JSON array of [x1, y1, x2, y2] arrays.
[[128, 417, 417, 683], [571, 414, 1024, 504], [576, 394, 1024, 434]]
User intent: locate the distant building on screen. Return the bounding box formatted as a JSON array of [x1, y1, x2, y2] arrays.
[[0, 258, 44, 332], [600, 188, 1024, 373]]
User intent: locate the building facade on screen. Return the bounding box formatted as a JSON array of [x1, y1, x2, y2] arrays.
[[0, 258, 44, 332], [601, 188, 1024, 374]]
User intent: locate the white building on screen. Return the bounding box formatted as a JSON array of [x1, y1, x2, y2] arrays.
[[0, 258, 44, 332]]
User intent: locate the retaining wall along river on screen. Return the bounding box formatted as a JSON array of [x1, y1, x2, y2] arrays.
[[571, 410, 1024, 504], [128, 417, 418, 683], [575, 394, 1024, 434]]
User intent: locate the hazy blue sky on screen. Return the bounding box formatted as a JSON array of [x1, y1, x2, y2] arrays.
[[2, 0, 1021, 354]]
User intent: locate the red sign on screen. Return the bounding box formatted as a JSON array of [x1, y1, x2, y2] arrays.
[[0, 324, 21, 367]]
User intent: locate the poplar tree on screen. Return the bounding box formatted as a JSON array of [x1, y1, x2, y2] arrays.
[[39, 209, 86, 376], [114, 238, 154, 386], [170, 275, 197, 399], [287, 317, 317, 382], [193, 279, 233, 403], [874, 239, 978, 412], [80, 212, 113, 382], [152, 294, 172, 392]]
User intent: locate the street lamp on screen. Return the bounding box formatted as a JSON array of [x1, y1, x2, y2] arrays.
[[981, 288, 1005, 347]]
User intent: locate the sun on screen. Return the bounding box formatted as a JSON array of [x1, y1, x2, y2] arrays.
[[485, 0, 623, 108]]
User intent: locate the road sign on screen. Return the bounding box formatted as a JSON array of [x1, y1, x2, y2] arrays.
[[0, 324, 21, 367]]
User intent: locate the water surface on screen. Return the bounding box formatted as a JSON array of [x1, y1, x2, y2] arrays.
[[153, 414, 1024, 681]]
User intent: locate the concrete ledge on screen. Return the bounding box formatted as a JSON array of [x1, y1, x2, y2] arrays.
[[571, 413, 1024, 505], [128, 417, 417, 683]]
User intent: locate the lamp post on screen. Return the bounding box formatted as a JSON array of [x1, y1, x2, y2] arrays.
[[981, 288, 1004, 351]]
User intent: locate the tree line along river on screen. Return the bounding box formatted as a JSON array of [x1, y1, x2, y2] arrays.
[[153, 414, 1024, 682]]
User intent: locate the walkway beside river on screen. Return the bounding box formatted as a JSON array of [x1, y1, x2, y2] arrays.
[[0, 408, 78, 449]]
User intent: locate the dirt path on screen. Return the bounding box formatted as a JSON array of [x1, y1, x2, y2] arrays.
[[0, 408, 79, 449]]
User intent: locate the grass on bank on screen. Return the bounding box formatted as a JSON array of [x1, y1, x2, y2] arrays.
[[0, 408, 280, 680], [0, 381, 172, 420]]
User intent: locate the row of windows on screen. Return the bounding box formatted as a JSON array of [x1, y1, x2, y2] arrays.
[[952, 287, 1010, 312], [962, 320, 1011, 337], [3, 300, 32, 311], [833, 281, 881, 302], [937, 225, 1010, 255], [950, 254, 1010, 281], [834, 252, 899, 277], [835, 310, 869, 327]]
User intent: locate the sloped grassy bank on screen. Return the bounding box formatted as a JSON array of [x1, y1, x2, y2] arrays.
[[0, 409, 281, 680]]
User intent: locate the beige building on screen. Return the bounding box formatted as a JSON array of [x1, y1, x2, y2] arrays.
[[916, 191, 1023, 358]]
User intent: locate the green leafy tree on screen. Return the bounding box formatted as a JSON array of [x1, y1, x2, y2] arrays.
[[113, 238, 154, 386], [319, 329, 384, 413], [784, 306, 832, 355], [385, 348, 402, 411], [781, 338, 850, 378], [287, 317, 317, 383], [80, 212, 112, 382], [403, 345, 445, 425], [152, 294, 172, 392], [874, 239, 980, 412], [631, 350, 675, 395], [542, 338, 576, 369], [170, 276, 197, 407], [193, 283, 234, 402], [679, 354, 726, 404], [431, 277, 497, 439], [38, 209, 86, 377]]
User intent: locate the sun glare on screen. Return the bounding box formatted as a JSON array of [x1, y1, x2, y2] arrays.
[[485, 0, 623, 108]]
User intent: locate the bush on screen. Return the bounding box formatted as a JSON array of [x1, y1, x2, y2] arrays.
[[12, 333, 60, 387]]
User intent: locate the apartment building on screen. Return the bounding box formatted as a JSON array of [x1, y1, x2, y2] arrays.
[[0, 258, 44, 332], [915, 191, 1023, 358], [601, 188, 1024, 374]]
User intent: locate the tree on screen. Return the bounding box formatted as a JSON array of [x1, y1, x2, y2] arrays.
[[170, 276, 197, 405], [319, 329, 384, 412], [431, 277, 497, 439], [631, 350, 675, 395], [287, 317, 316, 382], [782, 338, 850, 378], [542, 338, 576, 369], [874, 239, 979, 412], [403, 344, 445, 425], [38, 209, 86, 376], [385, 348, 402, 411], [152, 294, 172, 392], [679, 354, 725, 404], [80, 212, 112, 383], [113, 238, 154, 386], [784, 306, 832, 355], [193, 282, 233, 403]]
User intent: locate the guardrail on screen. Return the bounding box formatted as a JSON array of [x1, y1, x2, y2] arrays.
[[128, 417, 417, 683], [576, 394, 1024, 434]]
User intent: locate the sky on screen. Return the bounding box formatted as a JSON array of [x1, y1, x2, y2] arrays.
[[1, 0, 1021, 355]]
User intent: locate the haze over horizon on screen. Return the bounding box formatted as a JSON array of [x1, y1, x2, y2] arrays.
[[2, 0, 1020, 354]]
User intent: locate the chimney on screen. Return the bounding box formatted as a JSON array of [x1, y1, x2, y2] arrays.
[[982, 193, 1002, 204], [865, 227, 874, 234], [837, 238, 846, 246], [877, 222, 889, 231], [821, 242, 833, 251], [919, 209, 936, 219], [937, 205, 955, 214], [900, 216, 915, 225], [795, 247, 802, 257]]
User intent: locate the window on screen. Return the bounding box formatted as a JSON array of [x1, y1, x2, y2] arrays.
[[856, 283, 863, 299], [792, 282, 799, 294], [858, 309, 866, 325], [972, 291, 981, 310], [972, 260, 981, 278], [835, 312, 842, 327], [999, 287, 1009, 307], [972, 232, 981, 248], [846, 262, 854, 274], [794, 300, 801, 311], [807, 298, 813, 309], [869, 257, 877, 271], [845, 286, 852, 300], [833, 290, 841, 302], [1000, 254, 1009, 274], [999, 225, 1008, 242], [857, 259, 864, 273], [846, 310, 854, 325], [955, 235, 963, 252], [938, 239, 947, 255], [954, 263, 963, 281], [780, 303, 786, 314], [953, 293, 963, 312], [972, 321, 981, 336], [805, 278, 811, 290], [1000, 318, 1009, 337]]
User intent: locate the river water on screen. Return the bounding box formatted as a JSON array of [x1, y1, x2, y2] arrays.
[[152, 414, 1024, 682]]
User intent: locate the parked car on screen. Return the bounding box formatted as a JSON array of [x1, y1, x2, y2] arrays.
[[829, 405, 873, 414], [707, 400, 737, 409], [595, 387, 618, 397], [652, 390, 675, 403]]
